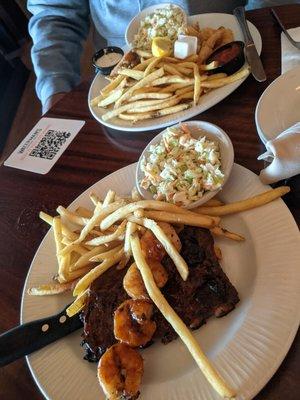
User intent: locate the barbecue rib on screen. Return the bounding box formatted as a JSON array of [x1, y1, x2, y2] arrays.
[[81, 227, 239, 362]]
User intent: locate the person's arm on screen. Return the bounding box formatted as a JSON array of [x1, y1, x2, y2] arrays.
[[28, 0, 90, 112]]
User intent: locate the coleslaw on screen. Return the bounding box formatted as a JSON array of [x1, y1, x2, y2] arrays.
[[140, 125, 224, 206], [133, 5, 186, 50]]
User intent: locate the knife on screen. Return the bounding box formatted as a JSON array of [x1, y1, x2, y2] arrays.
[[233, 6, 267, 82], [0, 304, 83, 367]]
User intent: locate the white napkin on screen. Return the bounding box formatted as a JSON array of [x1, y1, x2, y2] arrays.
[[258, 123, 300, 184], [281, 27, 300, 74]]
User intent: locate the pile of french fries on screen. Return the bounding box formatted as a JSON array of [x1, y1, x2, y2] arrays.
[[28, 185, 289, 304], [28, 185, 289, 399], [90, 24, 249, 124]]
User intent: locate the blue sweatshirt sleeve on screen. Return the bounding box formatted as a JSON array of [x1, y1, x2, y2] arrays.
[[28, 0, 90, 107]]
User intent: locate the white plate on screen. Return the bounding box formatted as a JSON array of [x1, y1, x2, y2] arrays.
[[88, 13, 262, 132], [255, 66, 300, 144], [136, 120, 234, 208], [21, 163, 300, 400]]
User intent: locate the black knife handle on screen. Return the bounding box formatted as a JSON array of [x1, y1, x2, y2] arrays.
[[233, 6, 253, 45], [0, 306, 82, 367]]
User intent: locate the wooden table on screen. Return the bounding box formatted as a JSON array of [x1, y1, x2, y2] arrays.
[[0, 4, 299, 399]]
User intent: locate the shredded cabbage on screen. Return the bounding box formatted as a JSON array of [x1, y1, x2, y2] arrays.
[[133, 5, 185, 50], [140, 125, 224, 206]]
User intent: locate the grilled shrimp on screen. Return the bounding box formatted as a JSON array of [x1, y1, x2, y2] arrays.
[[123, 261, 168, 299], [98, 342, 143, 400], [124, 223, 180, 299], [114, 299, 156, 347], [140, 222, 181, 260], [157, 222, 182, 252]]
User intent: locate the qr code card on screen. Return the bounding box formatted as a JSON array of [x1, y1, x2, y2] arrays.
[[4, 118, 85, 174]]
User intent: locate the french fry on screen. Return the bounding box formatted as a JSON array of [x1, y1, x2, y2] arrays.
[[129, 92, 172, 101], [115, 67, 164, 107], [57, 206, 89, 226], [144, 57, 162, 76], [102, 97, 168, 121], [100, 58, 155, 98], [53, 217, 63, 255], [152, 76, 194, 86], [27, 280, 78, 296], [124, 221, 137, 257], [201, 67, 249, 88], [97, 88, 124, 107], [175, 85, 194, 95], [184, 54, 199, 62], [206, 73, 227, 80], [39, 211, 54, 226], [101, 74, 125, 96], [73, 248, 124, 296], [193, 63, 201, 105], [119, 69, 144, 80], [89, 192, 101, 206], [52, 217, 69, 282], [71, 244, 111, 270], [89, 244, 123, 262], [133, 57, 156, 70], [99, 199, 215, 230], [162, 63, 184, 77], [74, 200, 125, 244], [210, 226, 245, 241], [86, 220, 127, 246], [116, 254, 130, 270], [161, 56, 182, 63], [155, 102, 191, 116], [131, 233, 236, 399], [204, 198, 224, 206], [175, 65, 194, 75], [132, 85, 160, 94], [159, 82, 192, 93], [102, 189, 116, 207], [56, 255, 70, 283], [199, 61, 218, 71], [126, 95, 181, 113], [66, 289, 90, 317], [60, 239, 88, 255], [142, 210, 219, 229], [66, 265, 94, 281], [176, 61, 196, 69], [194, 186, 290, 216], [39, 211, 79, 241], [90, 94, 103, 107], [143, 218, 189, 280], [119, 103, 191, 122], [118, 113, 155, 122], [180, 91, 194, 100]]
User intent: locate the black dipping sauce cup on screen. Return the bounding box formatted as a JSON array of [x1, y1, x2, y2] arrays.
[[92, 46, 124, 75]]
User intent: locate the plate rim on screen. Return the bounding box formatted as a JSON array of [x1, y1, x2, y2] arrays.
[[88, 13, 262, 132], [255, 65, 300, 144], [21, 163, 300, 400]]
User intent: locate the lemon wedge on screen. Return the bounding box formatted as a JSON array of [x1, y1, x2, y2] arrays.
[[152, 37, 173, 57]]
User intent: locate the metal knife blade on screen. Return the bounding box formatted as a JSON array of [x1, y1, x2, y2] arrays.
[[233, 6, 266, 82], [0, 304, 83, 367]]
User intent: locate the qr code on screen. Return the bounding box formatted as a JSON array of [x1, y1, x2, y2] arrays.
[[29, 130, 71, 160]]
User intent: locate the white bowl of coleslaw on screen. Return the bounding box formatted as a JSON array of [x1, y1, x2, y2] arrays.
[[136, 121, 234, 208], [125, 3, 187, 49]]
